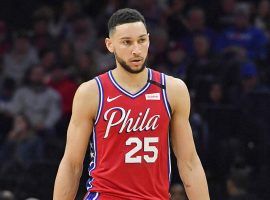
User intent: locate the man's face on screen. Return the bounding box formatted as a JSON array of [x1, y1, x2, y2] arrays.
[[188, 9, 205, 31], [30, 67, 45, 86], [106, 22, 149, 74], [15, 37, 30, 54], [234, 14, 249, 29], [194, 35, 209, 56]]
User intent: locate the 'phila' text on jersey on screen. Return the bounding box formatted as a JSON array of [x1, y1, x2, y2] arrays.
[[103, 107, 160, 138]]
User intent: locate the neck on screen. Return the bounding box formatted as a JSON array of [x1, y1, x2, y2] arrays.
[[112, 65, 148, 93]]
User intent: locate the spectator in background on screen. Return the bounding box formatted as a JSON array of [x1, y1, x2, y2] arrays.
[[211, 0, 237, 31], [72, 51, 98, 83], [92, 36, 115, 72], [228, 62, 268, 167], [0, 78, 15, 144], [254, 0, 270, 38], [208, 82, 226, 106], [0, 77, 16, 102], [32, 5, 54, 34], [31, 16, 55, 52], [160, 41, 188, 80], [226, 168, 260, 200], [0, 66, 61, 133], [48, 67, 77, 137], [0, 114, 44, 168], [57, 39, 75, 69], [228, 62, 260, 106], [239, 62, 259, 94], [187, 34, 218, 93], [216, 3, 268, 61], [237, 61, 268, 96], [48, 67, 77, 117], [46, 0, 81, 39], [197, 82, 228, 165], [0, 20, 11, 57], [39, 48, 57, 76], [68, 13, 96, 55], [127, 0, 165, 28], [92, 0, 124, 38], [189, 89, 205, 157], [164, 0, 187, 40], [139, 0, 166, 28], [148, 27, 169, 67], [182, 7, 216, 55], [170, 184, 188, 200], [2, 31, 39, 84]]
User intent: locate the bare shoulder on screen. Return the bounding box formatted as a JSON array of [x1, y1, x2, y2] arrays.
[[76, 79, 99, 97], [72, 79, 99, 119], [165, 75, 190, 114], [166, 75, 188, 92]]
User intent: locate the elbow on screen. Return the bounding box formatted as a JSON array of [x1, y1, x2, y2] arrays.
[[178, 152, 202, 178], [188, 152, 201, 169]]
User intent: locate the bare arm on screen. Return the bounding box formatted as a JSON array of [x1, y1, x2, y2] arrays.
[[167, 77, 210, 200], [53, 80, 98, 200]]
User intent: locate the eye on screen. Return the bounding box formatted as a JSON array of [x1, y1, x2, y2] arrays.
[[138, 38, 146, 43], [122, 40, 131, 46]]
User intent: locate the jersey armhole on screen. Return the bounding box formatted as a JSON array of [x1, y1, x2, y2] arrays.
[[161, 73, 172, 118], [94, 77, 104, 125]]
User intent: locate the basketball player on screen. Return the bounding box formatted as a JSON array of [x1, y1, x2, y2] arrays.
[[53, 8, 210, 200]]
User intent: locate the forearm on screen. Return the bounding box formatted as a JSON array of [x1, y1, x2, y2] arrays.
[[53, 158, 83, 200], [178, 155, 210, 200]]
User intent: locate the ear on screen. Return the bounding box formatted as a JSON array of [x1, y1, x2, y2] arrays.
[[105, 37, 114, 53]]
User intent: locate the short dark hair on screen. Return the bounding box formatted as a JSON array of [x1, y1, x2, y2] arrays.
[[108, 8, 146, 36]]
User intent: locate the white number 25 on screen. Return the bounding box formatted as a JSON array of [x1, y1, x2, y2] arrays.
[[125, 137, 159, 163]]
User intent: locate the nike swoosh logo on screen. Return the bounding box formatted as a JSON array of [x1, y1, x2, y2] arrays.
[[107, 95, 122, 102]]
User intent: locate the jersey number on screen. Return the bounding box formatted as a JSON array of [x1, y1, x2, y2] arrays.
[[125, 137, 159, 163]]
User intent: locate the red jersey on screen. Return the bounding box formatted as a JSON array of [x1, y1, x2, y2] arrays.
[[86, 68, 171, 200]]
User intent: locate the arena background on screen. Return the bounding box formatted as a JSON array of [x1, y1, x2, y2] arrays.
[[0, 0, 269, 199]]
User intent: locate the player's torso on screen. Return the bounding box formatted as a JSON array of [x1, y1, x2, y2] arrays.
[[87, 69, 171, 200]]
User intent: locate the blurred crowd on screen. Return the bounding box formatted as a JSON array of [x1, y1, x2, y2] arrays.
[[0, 0, 270, 199]]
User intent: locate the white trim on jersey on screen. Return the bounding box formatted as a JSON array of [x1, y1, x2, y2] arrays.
[[87, 77, 103, 190], [83, 192, 99, 200], [168, 131, 172, 183], [87, 128, 98, 190], [94, 77, 104, 125], [93, 192, 99, 200], [160, 73, 172, 182], [108, 68, 152, 98], [161, 73, 171, 118]]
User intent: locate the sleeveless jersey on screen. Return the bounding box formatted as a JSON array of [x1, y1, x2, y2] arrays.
[[86, 68, 171, 200]]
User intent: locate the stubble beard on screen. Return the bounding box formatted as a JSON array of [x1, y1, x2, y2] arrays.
[[114, 52, 147, 74]]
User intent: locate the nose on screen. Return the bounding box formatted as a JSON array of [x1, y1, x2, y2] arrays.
[[131, 43, 141, 56]]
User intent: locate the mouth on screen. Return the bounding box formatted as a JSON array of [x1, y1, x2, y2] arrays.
[[130, 58, 143, 66]]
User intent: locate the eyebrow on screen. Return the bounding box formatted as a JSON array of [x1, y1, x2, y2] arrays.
[[119, 34, 148, 40]]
